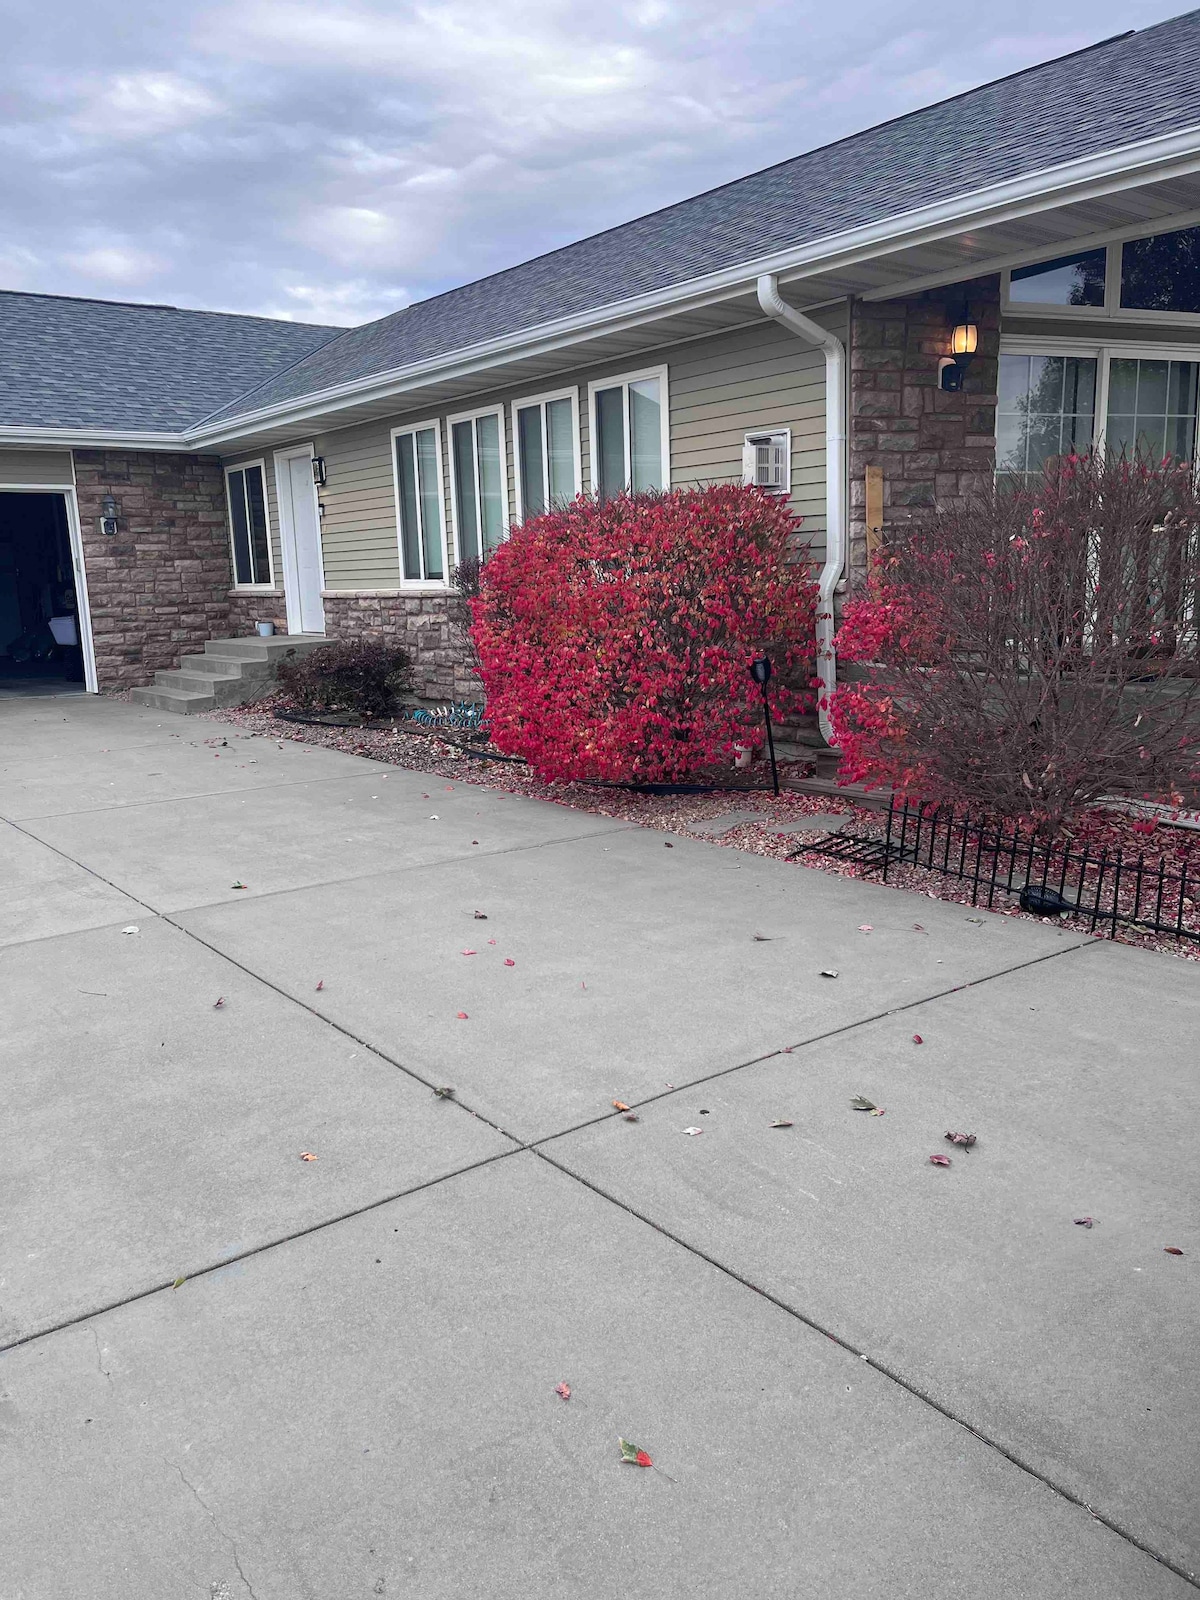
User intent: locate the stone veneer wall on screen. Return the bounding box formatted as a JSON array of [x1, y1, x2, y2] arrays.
[[74, 450, 232, 688], [320, 592, 480, 701], [227, 590, 289, 638], [847, 274, 1001, 585]]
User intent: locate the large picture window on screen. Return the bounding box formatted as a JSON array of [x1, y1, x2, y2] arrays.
[[588, 368, 668, 498], [1004, 223, 1200, 321], [512, 389, 579, 518], [391, 422, 447, 583], [998, 345, 1200, 482], [225, 462, 273, 587], [449, 408, 506, 563]]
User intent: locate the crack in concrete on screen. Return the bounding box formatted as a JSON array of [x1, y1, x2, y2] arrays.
[[88, 1324, 112, 1387], [171, 1463, 260, 1600]]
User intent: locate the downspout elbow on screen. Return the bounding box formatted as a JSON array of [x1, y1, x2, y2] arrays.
[[755, 273, 846, 747]]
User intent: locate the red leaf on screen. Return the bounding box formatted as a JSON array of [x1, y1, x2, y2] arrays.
[[456, 1012, 469, 1020], [555, 1382, 571, 1401], [1164, 1246, 1185, 1255], [461, 949, 477, 956], [928, 1153, 952, 1166], [911, 1033, 923, 1044], [315, 980, 324, 991], [1073, 1217, 1094, 1228], [504, 958, 516, 967], [213, 997, 225, 1009], [944, 1131, 976, 1148], [636, 1449, 653, 1467]]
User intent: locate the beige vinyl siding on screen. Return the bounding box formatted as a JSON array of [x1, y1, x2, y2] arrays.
[[222, 452, 283, 589], [0, 449, 73, 486], [255, 311, 838, 591]]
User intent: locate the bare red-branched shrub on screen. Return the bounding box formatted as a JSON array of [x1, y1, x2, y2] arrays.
[[829, 453, 1200, 827], [471, 486, 817, 782]]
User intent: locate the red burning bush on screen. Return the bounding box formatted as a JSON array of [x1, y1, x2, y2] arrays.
[[471, 485, 817, 782], [828, 453, 1200, 827]]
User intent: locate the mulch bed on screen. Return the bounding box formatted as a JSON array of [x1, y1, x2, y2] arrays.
[[198, 691, 1198, 961]]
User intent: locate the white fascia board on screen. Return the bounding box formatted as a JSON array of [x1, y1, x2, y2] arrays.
[[0, 426, 192, 452]]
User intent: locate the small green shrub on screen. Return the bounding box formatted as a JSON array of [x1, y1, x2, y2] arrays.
[[276, 639, 414, 718]]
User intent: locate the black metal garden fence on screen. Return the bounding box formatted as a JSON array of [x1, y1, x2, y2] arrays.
[[799, 797, 1199, 946]]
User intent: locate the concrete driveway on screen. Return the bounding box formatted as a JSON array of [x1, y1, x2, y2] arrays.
[[2, 694, 1197, 1599]]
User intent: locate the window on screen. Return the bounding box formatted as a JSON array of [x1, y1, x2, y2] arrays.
[[1009, 250, 1106, 307], [1004, 224, 1200, 319], [588, 368, 668, 497], [512, 389, 580, 518], [1120, 225, 1200, 315], [225, 462, 273, 587], [449, 408, 506, 563], [997, 346, 1200, 481], [997, 355, 1096, 483], [742, 430, 791, 493], [391, 422, 447, 583]]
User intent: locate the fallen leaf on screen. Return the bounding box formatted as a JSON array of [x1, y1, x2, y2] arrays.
[[944, 1131, 977, 1148], [315, 980, 324, 991], [912, 923, 926, 932], [683, 1126, 703, 1137], [171, 1276, 186, 1289], [231, 881, 247, 890], [912, 1034, 923, 1044], [1074, 1217, 1094, 1228], [623, 1113, 639, 1122], [434, 1086, 456, 1099], [770, 1118, 794, 1128], [928, 1153, 952, 1166], [849, 1096, 877, 1112], [858, 924, 873, 933], [471, 840, 479, 845], [1164, 1246, 1185, 1256], [461, 949, 477, 956], [456, 1011, 469, 1020], [869, 1107, 886, 1116], [121, 925, 140, 935], [488, 938, 497, 946], [428, 815, 439, 820], [820, 969, 839, 979], [473, 910, 488, 920], [618, 1438, 653, 1468], [752, 934, 773, 942], [421, 793, 430, 799], [299, 1151, 317, 1161], [612, 1100, 630, 1111], [504, 958, 516, 967], [555, 1382, 571, 1401], [212, 997, 225, 1009], [664, 841, 673, 848]]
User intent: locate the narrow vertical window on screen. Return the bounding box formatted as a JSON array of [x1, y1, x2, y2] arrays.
[[513, 390, 580, 519], [450, 409, 508, 561], [393, 423, 447, 582], [225, 462, 272, 586]]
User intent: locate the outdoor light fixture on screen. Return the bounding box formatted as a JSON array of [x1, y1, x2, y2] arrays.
[[99, 493, 120, 537], [749, 655, 780, 796], [939, 303, 979, 392], [312, 456, 327, 487]]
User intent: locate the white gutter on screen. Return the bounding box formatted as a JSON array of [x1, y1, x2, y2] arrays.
[[756, 274, 846, 747]]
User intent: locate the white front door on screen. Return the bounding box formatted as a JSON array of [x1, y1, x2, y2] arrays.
[[275, 447, 326, 634]]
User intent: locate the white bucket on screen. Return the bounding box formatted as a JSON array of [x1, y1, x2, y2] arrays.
[[733, 743, 752, 769], [256, 621, 275, 637], [49, 615, 78, 647]]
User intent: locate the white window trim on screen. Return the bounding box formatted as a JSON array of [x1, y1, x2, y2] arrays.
[[509, 386, 582, 519], [586, 364, 671, 495], [999, 335, 1200, 461], [390, 419, 450, 587], [742, 426, 792, 495], [446, 404, 510, 560], [224, 458, 276, 590], [1002, 231, 1200, 327]]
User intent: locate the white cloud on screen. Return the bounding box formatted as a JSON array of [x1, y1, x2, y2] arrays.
[[61, 245, 166, 285], [259, 278, 412, 324], [74, 71, 224, 138]]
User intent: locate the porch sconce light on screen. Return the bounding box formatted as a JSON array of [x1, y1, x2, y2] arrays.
[[312, 456, 327, 487], [748, 654, 780, 796], [99, 493, 120, 537], [939, 305, 979, 392]]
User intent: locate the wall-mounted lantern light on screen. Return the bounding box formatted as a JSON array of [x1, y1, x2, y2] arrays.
[[312, 456, 327, 487], [939, 304, 979, 392], [99, 493, 120, 537]]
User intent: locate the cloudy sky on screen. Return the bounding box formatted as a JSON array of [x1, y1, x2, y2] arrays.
[[0, 0, 1182, 327]]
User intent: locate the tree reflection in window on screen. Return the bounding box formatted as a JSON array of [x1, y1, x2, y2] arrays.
[[1120, 225, 1200, 314]]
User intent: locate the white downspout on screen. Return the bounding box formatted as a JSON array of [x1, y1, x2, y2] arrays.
[[755, 273, 846, 745]]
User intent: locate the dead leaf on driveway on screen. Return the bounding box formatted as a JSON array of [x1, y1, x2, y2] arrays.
[[456, 1011, 469, 1020], [504, 958, 516, 967], [299, 1151, 318, 1161], [944, 1131, 977, 1148], [461, 949, 477, 956], [928, 1154, 952, 1166], [1164, 1247, 1185, 1256], [315, 980, 324, 991], [121, 925, 140, 936], [912, 1034, 924, 1044], [682, 1126, 703, 1137], [618, 1438, 653, 1467], [434, 1086, 456, 1099], [858, 925, 873, 933], [820, 969, 839, 979], [171, 1276, 186, 1289], [612, 1100, 630, 1111], [212, 997, 225, 1009], [770, 1119, 794, 1128], [474, 910, 488, 920], [849, 1096, 878, 1112], [1073, 1217, 1095, 1228], [555, 1382, 571, 1401]]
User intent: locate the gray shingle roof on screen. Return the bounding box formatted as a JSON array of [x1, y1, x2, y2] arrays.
[[0, 292, 337, 431], [200, 9, 1200, 426]]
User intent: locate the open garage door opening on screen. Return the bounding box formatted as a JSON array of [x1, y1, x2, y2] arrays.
[[0, 492, 87, 697]]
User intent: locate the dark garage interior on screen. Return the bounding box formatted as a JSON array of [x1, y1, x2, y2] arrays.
[[0, 492, 85, 696]]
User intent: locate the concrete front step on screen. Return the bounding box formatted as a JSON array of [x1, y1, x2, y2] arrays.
[[130, 633, 329, 715]]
